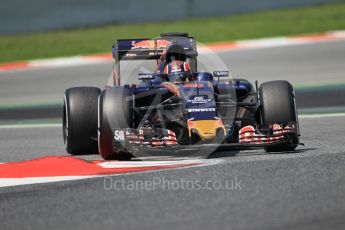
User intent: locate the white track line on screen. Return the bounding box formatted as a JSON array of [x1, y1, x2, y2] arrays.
[[299, 113, 345, 118], [0, 176, 102, 188], [0, 123, 60, 129], [30, 57, 106, 68]]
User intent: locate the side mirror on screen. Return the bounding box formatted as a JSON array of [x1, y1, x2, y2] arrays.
[[213, 71, 229, 78]]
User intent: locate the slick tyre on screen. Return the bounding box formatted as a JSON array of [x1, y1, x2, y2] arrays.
[[98, 87, 134, 160], [258, 80, 299, 152], [63, 87, 101, 155]]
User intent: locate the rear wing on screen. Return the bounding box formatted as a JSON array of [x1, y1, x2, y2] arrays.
[[112, 36, 198, 61]]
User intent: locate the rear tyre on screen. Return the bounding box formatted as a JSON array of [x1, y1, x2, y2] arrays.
[[98, 87, 134, 160], [63, 87, 100, 155], [258, 80, 299, 152]]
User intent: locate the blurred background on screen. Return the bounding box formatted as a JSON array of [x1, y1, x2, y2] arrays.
[[0, 0, 344, 121], [1, 2, 345, 229], [0, 0, 342, 34]]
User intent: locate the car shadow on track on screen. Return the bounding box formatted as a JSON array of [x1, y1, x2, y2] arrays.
[[77, 147, 317, 161], [206, 147, 317, 159]]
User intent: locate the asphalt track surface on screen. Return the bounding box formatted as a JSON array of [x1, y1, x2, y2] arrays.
[[0, 40, 345, 230], [0, 115, 345, 230]]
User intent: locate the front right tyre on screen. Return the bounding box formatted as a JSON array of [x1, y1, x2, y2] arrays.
[[98, 87, 134, 160]]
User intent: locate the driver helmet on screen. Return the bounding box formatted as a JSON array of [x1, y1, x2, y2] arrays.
[[163, 60, 193, 83]]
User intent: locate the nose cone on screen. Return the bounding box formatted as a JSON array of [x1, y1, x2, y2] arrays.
[[188, 120, 225, 141]]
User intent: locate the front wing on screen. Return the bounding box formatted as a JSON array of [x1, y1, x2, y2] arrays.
[[111, 123, 300, 157]]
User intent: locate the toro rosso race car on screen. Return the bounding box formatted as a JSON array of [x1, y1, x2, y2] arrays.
[[63, 32, 301, 160]]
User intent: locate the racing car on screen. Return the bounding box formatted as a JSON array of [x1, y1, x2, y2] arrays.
[[63, 32, 300, 160]]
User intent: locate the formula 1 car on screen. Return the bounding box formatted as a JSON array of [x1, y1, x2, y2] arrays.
[[63, 32, 300, 160]]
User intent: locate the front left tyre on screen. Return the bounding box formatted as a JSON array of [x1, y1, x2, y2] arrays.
[[258, 80, 299, 152], [63, 87, 101, 155]]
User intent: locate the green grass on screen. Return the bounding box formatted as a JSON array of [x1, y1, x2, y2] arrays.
[[1, 2, 345, 63]]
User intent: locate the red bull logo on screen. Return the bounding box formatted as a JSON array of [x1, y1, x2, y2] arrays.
[[132, 40, 155, 49], [131, 39, 171, 50], [156, 39, 171, 49]]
